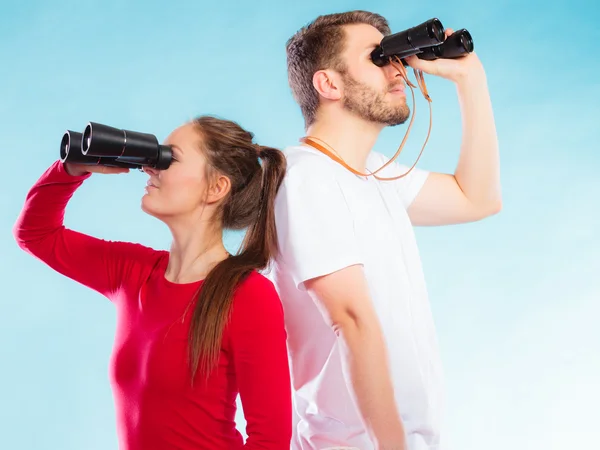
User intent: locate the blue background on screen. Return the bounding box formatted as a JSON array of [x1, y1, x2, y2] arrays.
[[1, 0, 598, 448]]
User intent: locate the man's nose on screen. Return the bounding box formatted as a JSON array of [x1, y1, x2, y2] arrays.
[[384, 62, 404, 81]]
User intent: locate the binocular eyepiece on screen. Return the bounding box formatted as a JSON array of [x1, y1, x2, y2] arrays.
[[60, 122, 173, 170], [371, 18, 474, 67]]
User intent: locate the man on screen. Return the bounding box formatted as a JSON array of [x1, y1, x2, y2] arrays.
[[270, 10, 501, 450]]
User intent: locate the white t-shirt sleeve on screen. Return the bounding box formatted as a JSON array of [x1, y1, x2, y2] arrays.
[[274, 167, 363, 289], [370, 152, 430, 208], [394, 163, 430, 208]]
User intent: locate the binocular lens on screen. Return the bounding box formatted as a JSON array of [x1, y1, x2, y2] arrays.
[[60, 132, 71, 162], [460, 30, 474, 53], [426, 18, 445, 43], [82, 125, 91, 154], [60, 130, 85, 163]]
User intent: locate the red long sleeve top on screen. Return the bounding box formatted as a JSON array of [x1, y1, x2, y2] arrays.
[[13, 161, 292, 449]]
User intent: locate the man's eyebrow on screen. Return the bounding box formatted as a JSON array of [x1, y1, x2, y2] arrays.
[[364, 43, 380, 53]]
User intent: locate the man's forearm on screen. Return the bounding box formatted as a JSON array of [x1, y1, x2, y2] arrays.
[[454, 72, 502, 212], [338, 318, 406, 450]]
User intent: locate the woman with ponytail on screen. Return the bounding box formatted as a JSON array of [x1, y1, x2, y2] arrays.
[[13, 116, 291, 449]]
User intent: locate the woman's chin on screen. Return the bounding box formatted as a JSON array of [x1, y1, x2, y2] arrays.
[[141, 195, 159, 217]]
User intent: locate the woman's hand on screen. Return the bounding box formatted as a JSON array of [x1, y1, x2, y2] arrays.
[[64, 163, 130, 177]]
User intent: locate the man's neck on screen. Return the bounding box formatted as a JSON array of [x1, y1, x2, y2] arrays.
[[305, 113, 384, 172]]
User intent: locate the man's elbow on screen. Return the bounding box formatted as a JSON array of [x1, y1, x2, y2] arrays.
[[329, 307, 375, 338], [485, 198, 503, 217], [471, 198, 502, 221]]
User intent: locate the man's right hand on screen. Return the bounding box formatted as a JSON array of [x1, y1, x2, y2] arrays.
[[64, 163, 130, 177], [304, 264, 407, 450]]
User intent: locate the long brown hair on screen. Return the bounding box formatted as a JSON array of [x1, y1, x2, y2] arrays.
[[187, 116, 286, 382], [286, 10, 391, 128]]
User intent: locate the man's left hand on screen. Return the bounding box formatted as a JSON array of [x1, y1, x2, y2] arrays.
[[404, 28, 486, 84]]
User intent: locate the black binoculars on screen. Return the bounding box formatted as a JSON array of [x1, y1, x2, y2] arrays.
[[60, 122, 173, 170], [371, 18, 474, 67]]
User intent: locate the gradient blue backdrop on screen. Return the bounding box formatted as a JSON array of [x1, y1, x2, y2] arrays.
[[1, 0, 598, 449]]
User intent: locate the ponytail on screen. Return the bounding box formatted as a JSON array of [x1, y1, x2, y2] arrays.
[[246, 146, 287, 265], [188, 145, 286, 382]]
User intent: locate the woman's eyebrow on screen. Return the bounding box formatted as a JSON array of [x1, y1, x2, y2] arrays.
[[170, 144, 183, 154]]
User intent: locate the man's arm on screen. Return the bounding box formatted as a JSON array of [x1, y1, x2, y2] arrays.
[[304, 265, 406, 450], [405, 39, 502, 227]]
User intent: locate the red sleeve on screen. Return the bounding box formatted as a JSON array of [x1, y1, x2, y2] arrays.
[[228, 273, 292, 449], [13, 160, 159, 301]]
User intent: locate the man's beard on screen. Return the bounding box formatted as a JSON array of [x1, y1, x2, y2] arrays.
[[341, 72, 410, 126]]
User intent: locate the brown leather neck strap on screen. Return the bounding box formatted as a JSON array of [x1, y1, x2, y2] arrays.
[[301, 56, 433, 181]]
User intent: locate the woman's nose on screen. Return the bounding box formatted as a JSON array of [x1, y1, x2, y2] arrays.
[[142, 165, 158, 176]]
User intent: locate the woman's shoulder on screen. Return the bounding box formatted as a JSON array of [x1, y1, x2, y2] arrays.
[[226, 270, 286, 341], [236, 270, 278, 295], [231, 271, 282, 314]]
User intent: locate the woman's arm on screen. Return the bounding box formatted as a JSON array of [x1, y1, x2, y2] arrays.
[[13, 161, 158, 300], [228, 273, 292, 449]]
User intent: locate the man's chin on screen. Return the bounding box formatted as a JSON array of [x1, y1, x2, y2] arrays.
[[382, 111, 411, 127], [386, 120, 405, 128]]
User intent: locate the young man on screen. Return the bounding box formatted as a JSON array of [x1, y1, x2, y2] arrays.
[[271, 10, 501, 450]]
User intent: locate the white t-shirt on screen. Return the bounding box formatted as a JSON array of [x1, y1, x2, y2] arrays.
[[269, 144, 445, 450]]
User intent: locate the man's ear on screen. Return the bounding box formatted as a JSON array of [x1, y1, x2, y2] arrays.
[[312, 69, 343, 101], [205, 174, 231, 204]]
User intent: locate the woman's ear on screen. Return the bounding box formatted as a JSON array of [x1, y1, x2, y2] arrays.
[[205, 174, 231, 204]]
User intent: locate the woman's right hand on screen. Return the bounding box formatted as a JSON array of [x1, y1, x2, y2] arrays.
[[64, 163, 130, 176]]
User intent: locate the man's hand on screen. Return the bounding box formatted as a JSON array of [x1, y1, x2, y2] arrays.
[[64, 163, 130, 177], [404, 28, 485, 83], [304, 265, 407, 449], [404, 27, 501, 226]]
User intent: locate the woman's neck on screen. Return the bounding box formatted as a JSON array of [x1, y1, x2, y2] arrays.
[[165, 219, 229, 284]]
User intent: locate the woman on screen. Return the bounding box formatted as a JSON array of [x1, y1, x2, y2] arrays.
[[13, 116, 292, 449]]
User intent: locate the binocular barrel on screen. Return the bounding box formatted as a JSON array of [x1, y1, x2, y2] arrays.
[[60, 130, 141, 169], [418, 29, 474, 61], [59, 123, 173, 170], [371, 18, 474, 67]]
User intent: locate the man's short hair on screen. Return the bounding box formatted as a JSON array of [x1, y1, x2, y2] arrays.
[[286, 10, 391, 128]]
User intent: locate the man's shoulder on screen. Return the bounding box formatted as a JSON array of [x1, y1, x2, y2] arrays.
[[366, 150, 388, 166], [366, 150, 403, 174], [280, 144, 341, 184], [283, 146, 388, 169], [282, 145, 331, 168]]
